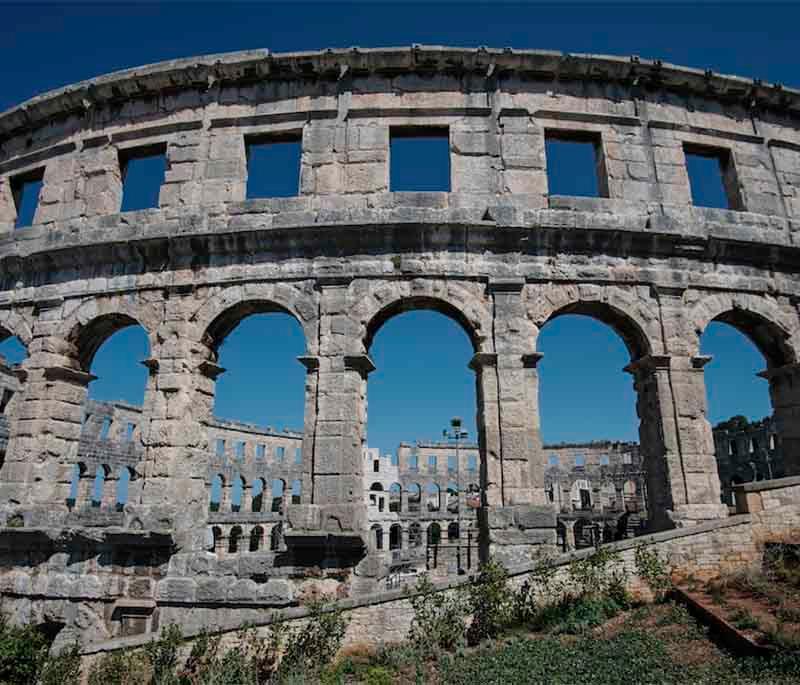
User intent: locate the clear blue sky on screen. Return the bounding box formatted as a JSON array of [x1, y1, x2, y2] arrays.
[[0, 2, 786, 453]]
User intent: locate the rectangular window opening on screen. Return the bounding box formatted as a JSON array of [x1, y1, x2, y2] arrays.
[[294, 447, 302, 465], [390, 127, 450, 192], [684, 144, 742, 210], [235, 441, 246, 459], [11, 168, 44, 229], [125, 423, 135, 442], [215, 439, 226, 457], [119, 144, 167, 212], [545, 130, 608, 198], [245, 134, 301, 199]]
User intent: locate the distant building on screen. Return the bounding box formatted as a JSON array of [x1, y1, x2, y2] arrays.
[[712, 415, 782, 505]]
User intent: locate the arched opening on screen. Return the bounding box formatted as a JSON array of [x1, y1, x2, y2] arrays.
[[212, 526, 223, 554], [538, 313, 641, 445], [365, 304, 479, 536], [84, 322, 150, 406], [270, 523, 282, 551], [389, 482, 402, 513], [701, 315, 783, 501], [229, 525, 242, 553], [209, 474, 224, 512], [446, 482, 459, 513], [0, 334, 27, 430], [115, 467, 132, 511], [538, 309, 648, 529], [447, 521, 460, 541], [230, 475, 244, 512], [250, 526, 264, 552], [251, 478, 265, 512], [372, 524, 384, 551], [389, 523, 402, 550], [409, 522, 422, 547], [271, 478, 285, 513], [425, 483, 441, 512], [66, 463, 85, 510], [427, 522, 441, 546], [207, 308, 306, 433], [407, 483, 421, 514], [369, 482, 384, 511], [91, 465, 109, 508]]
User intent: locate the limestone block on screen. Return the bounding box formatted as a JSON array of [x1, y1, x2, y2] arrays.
[[345, 162, 387, 194], [257, 579, 293, 604]]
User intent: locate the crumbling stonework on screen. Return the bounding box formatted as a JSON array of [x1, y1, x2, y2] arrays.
[[0, 46, 798, 646]]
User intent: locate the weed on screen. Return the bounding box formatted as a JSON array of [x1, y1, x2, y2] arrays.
[[634, 544, 673, 602], [730, 608, 760, 631], [408, 575, 466, 656], [465, 558, 514, 646]]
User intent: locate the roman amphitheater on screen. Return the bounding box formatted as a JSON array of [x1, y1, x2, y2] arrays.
[[1, 45, 800, 651]]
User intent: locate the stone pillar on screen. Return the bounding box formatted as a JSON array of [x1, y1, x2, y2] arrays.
[[285, 282, 369, 546], [0, 308, 96, 523], [626, 354, 727, 530], [471, 280, 557, 567], [469, 352, 503, 507], [298, 355, 319, 506], [563, 519, 577, 552], [137, 309, 213, 549], [760, 363, 800, 476]]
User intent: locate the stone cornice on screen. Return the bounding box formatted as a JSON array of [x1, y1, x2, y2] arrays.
[[2, 46, 799, 140]]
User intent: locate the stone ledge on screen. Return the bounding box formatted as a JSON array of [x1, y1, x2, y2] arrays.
[[733, 475, 800, 493], [2, 46, 798, 140]]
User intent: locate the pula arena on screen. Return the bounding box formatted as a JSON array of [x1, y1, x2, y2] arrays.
[[0, 45, 799, 648]]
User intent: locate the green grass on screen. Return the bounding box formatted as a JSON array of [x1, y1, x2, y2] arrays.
[[435, 629, 800, 685]]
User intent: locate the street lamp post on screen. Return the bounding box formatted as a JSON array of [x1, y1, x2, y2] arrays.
[[443, 416, 468, 574]]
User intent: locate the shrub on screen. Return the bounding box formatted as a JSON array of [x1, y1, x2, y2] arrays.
[[0, 619, 49, 684], [86, 649, 150, 685], [144, 623, 182, 685], [39, 642, 82, 685], [730, 608, 760, 631], [408, 575, 466, 656], [513, 553, 562, 624], [531, 594, 624, 635], [634, 544, 673, 602], [568, 546, 629, 607], [279, 597, 348, 677], [465, 558, 513, 646]]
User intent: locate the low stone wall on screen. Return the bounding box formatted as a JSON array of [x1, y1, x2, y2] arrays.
[[70, 476, 800, 675]]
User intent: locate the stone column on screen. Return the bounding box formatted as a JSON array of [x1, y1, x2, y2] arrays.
[[626, 354, 727, 530], [563, 519, 577, 552], [0, 306, 96, 523], [469, 352, 503, 507], [137, 308, 213, 549], [298, 355, 319, 506], [759, 363, 800, 476], [285, 282, 369, 546], [472, 280, 557, 566]]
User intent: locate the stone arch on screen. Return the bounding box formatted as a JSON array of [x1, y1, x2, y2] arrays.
[[354, 280, 493, 354], [229, 525, 243, 553], [62, 298, 158, 371], [688, 292, 798, 367], [192, 283, 318, 357], [0, 309, 33, 348], [528, 284, 658, 361]]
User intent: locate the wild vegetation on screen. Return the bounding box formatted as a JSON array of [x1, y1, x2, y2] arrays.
[[5, 545, 800, 683]]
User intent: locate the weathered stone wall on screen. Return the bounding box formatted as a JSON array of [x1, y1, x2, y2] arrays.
[[0, 46, 799, 645], [78, 474, 800, 665]]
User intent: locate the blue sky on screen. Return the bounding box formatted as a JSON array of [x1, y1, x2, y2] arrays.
[[0, 2, 788, 453]]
